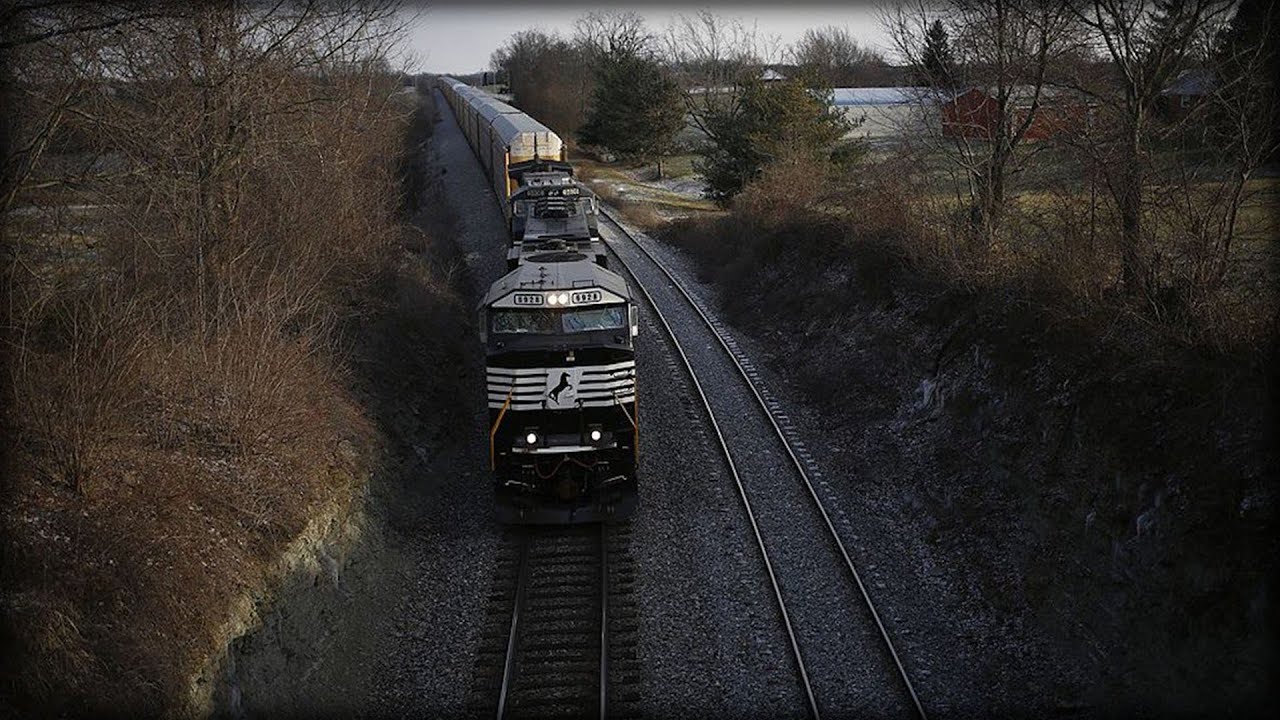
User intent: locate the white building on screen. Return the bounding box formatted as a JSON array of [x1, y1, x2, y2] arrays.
[[830, 87, 939, 145]]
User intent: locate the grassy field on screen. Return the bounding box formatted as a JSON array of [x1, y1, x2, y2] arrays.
[[574, 155, 721, 229]]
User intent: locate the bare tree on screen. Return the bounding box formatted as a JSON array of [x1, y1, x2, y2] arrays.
[[574, 10, 652, 61], [883, 0, 1080, 242], [3, 4, 423, 710], [3, 0, 410, 484], [1069, 0, 1235, 294], [1198, 0, 1279, 289], [790, 25, 886, 87], [490, 28, 591, 138], [0, 0, 165, 51], [490, 28, 557, 104], [0, 2, 162, 218], [1120, 0, 1278, 320], [662, 11, 777, 144]]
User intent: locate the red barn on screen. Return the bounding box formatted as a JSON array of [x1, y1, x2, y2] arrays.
[[942, 86, 1086, 141]]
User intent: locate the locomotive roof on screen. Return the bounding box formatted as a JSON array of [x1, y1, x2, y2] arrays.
[[509, 158, 575, 178], [481, 259, 630, 306], [523, 213, 593, 240], [521, 172, 574, 187]]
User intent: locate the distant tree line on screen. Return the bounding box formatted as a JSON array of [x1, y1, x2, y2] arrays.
[[489, 11, 868, 204], [486, 0, 1276, 313]]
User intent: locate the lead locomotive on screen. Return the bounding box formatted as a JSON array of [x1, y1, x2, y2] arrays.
[[479, 253, 639, 523]]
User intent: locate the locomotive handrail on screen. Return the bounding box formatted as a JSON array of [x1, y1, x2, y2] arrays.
[[489, 384, 516, 470], [610, 383, 639, 464]]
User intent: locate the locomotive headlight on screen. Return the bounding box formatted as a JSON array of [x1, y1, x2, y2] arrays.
[[546, 294, 558, 305], [557, 292, 569, 305], [590, 429, 602, 442], [525, 432, 538, 445]]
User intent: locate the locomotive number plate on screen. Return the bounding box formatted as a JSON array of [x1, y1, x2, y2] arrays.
[[570, 291, 601, 304], [513, 293, 544, 306]]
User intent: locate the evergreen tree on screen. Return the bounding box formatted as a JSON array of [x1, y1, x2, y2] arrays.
[[919, 19, 955, 87], [696, 73, 856, 204], [578, 53, 684, 175]]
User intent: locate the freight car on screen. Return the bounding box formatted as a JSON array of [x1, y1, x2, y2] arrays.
[[437, 76, 564, 211]]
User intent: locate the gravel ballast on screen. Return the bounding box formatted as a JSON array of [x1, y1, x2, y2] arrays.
[[603, 215, 920, 719]]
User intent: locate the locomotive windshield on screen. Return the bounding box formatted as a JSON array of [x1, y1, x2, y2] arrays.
[[491, 305, 626, 335]]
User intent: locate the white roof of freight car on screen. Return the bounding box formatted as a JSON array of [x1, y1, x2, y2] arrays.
[[476, 95, 522, 123], [455, 84, 483, 102], [491, 114, 562, 157]]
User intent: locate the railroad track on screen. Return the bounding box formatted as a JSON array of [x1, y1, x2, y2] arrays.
[[472, 524, 639, 720], [599, 209, 927, 720]]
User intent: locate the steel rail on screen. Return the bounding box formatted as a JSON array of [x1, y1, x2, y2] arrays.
[[601, 209, 928, 720], [496, 534, 530, 720], [598, 523, 610, 720], [600, 219, 822, 719]]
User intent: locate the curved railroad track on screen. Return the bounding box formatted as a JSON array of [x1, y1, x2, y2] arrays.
[[599, 209, 927, 720]]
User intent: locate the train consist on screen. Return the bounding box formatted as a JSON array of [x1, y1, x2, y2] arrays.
[[437, 76, 637, 524]]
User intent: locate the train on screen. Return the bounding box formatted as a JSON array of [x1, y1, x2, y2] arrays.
[[436, 75, 638, 524]]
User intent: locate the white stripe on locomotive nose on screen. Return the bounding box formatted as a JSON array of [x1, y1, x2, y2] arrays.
[[486, 359, 635, 375], [485, 361, 635, 410], [488, 394, 634, 410]]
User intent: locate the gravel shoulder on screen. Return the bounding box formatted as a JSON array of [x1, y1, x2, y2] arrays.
[[603, 217, 916, 718], [619, 244, 807, 719]]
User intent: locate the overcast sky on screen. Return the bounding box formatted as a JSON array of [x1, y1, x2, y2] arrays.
[[399, 2, 895, 74]]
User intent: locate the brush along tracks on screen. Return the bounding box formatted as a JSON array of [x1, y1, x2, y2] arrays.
[[599, 210, 927, 720], [471, 524, 639, 720]]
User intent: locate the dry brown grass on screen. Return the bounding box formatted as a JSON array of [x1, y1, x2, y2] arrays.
[[836, 156, 1277, 353], [664, 149, 1277, 361]]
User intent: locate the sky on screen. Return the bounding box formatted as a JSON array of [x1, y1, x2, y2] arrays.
[[398, 2, 895, 75]]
